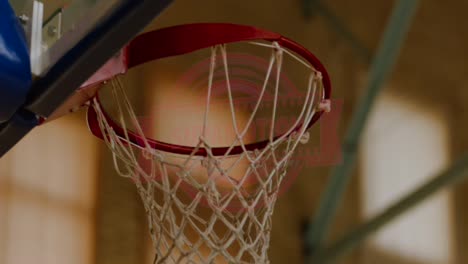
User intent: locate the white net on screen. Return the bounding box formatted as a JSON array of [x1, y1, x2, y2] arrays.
[[90, 42, 329, 263]]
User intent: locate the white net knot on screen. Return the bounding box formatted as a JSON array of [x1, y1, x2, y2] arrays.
[[201, 156, 218, 176], [318, 99, 331, 113], [300, 131, 311, 144]]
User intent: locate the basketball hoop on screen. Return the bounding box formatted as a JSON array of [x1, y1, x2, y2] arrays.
[[86, 23, 331, 263]]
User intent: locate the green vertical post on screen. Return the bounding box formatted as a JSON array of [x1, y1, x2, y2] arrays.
[[306, 0, 420, 260]]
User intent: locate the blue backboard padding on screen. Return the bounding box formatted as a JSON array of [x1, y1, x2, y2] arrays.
[[0, 0, 32, 123]]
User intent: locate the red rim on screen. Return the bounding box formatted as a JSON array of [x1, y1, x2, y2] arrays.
[[87, 23, 332, 156]]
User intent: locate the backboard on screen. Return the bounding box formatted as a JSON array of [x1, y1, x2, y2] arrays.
[[0, 0, 173, 157], [12, 0, 138, 76]]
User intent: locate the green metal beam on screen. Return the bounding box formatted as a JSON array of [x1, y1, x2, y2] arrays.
[[313, 154, 468, 263], [306, 0, 420, 260]]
